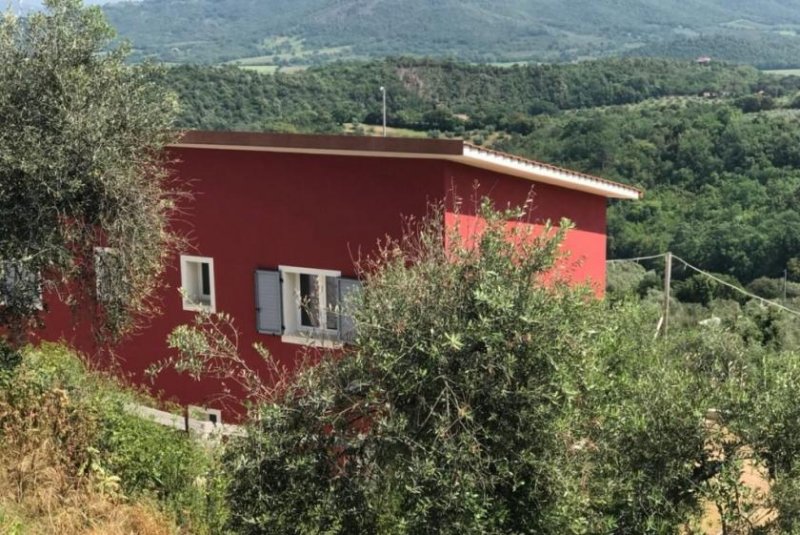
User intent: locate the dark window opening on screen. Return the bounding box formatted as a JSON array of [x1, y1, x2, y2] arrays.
[[201, 262, 211, 296]]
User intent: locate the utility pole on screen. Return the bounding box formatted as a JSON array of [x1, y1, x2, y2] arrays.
[[662, 252, 672, 337], [379, 86, 387, 137], [784, 268, 788, 301]]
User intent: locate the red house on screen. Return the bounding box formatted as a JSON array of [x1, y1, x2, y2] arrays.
[[39, 131, 641, 415]]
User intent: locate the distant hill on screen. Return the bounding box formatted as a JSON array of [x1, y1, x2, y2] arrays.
[[7, 0, 127, 13], [100, 0, 800, 66]]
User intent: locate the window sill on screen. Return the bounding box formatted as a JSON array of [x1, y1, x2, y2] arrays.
[[281, 333, 343, 349], [182, 302, 216, 313]]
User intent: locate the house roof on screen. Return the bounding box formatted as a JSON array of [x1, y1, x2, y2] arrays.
[[173, 131, 643, 200]]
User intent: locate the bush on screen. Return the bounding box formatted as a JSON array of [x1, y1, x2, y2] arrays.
[[222, 202, 717, 534], [0, 338, 21, 376], [606, 261, 647, 298], [675, 273, 746, 305], [0, 343, 228, 534], [98, 410, 229, 533], [730, 348, 800, 532], [747, 276, 800, 300]]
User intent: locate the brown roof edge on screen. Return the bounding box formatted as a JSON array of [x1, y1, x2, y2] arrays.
[[174, 130, 465, 156]]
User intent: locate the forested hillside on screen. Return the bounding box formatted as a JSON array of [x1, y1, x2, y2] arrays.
[[162, 58, 800, 288], [164, 58, 764, 131], [102, 0, 800, 67], [8, 0, 122, 12], [629, 32, 800, 69]]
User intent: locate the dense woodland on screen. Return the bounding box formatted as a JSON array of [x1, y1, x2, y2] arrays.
[[629, 32, 800, 69], [161, 58, 800, 291], [500, 103, 800, 283], [164, 59, 764, 131]]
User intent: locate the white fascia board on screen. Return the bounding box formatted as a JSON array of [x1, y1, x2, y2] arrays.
[[459, 145, 642, 200]]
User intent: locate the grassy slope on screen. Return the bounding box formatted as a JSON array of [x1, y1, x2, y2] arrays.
[[0, 343, 228, 535]]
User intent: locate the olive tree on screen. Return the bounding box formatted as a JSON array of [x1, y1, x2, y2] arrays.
[[0, 0, 179, 343], [213, 202, 715, 534]]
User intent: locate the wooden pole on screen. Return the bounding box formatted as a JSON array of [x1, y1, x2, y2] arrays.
[[663, 252, 672, 337], [784, 269, 788, 301]]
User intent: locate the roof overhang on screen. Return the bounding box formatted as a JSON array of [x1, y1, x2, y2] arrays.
[[170, 131, 643, 200], [456, 144, 641, 200]]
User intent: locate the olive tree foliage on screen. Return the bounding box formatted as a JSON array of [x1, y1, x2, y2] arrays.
[[210, 202, 719, 534], [0, 0, 179, 342]]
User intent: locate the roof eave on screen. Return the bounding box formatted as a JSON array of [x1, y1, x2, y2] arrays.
[[169, 131, 643, 201], [459, 145, 642, 200]]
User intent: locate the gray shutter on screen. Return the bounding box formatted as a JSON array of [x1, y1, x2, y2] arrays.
[[256, 270, 283, 335], [0, 263, 11, 304], [337, 278, 362, 343]]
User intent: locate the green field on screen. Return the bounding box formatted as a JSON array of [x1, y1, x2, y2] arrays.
[[237, 65, 308, 74], [228, 37, 354, 69], [763, 68, 800, 76]]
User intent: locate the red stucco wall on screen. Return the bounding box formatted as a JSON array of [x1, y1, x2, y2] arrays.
[[38, 147, 608, 414], [442, 163, 607, 295]]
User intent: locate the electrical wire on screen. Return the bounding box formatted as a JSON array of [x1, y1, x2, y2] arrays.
[[607, 253, 667, 264], [671, 254, 800, 318], [607, 252, 800, 317]]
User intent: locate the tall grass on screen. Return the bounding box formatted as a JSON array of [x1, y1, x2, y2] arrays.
[[0, 342, 229, 534]]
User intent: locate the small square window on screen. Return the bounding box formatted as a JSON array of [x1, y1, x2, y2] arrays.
[[180, 255, 216, 312]]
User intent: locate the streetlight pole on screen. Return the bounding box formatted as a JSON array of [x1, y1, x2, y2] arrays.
[[379, 86, 386, 137]]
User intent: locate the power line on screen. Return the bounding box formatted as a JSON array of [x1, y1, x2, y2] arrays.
[[607, 253, 667, 264], [607, 252, 800, 319], [671, 255, 800, 319]]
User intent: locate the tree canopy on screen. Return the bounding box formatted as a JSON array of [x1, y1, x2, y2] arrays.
[[0, 0, 178, 342]]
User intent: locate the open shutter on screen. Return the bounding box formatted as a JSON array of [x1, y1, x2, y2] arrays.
[[0, 263, 11, 305], [255, 270, 283, 335], [337, 278, 362, 343]]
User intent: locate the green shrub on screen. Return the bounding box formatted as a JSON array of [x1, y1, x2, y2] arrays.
[[222, 202, 716, 534], [606, 261, 647, 299], [747, 276, 800, 300], [97, 409, 229, 533], [0, 343, 229, 534], [0, 339, 22, 390]]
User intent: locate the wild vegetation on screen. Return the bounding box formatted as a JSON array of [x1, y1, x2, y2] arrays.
[[0, 342, 229, 534], [162, 58, 764, 132], [0, 0, 180, 342], [629, 32, 800, 69], [499, 101, 800, 285], [155, 201, 800, 534]]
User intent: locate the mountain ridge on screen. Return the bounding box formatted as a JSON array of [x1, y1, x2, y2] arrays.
[[100, 0, 800, 66]]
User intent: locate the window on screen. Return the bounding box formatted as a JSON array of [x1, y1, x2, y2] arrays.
[[281, 266, 341, 341], [255, 266, 362, 347], [0, 261, 42, 310], [94, 247, 118, 302], [180, 255, 216, 312]]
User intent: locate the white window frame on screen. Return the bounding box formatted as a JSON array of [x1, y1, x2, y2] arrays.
[[279, 265, 342, 347], [180, 255, 216, 312], [94, 247, 117, 302]]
